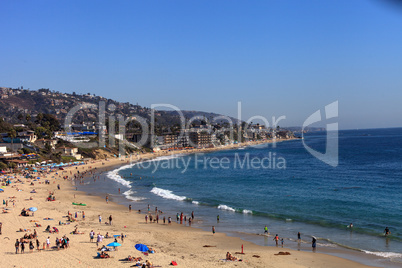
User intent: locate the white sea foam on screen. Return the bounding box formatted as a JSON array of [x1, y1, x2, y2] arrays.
[[242, 209, 252, 214], [192, 201, 200, 205], [362, 250, 402, 259], [123, 189, 145, 201], [106, 163, 135, 188], [150, 187, 186, 201], [316, 243, 337, 248], [217, 204, 236, 212]]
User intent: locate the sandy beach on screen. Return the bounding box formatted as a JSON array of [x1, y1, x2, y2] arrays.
[[0, 141, 374, 268]]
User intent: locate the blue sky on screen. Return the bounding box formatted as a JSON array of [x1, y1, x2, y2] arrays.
[[1, 0, 402, 129]]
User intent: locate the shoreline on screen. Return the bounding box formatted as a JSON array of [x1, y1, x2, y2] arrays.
[[0, 139, 382, 267]]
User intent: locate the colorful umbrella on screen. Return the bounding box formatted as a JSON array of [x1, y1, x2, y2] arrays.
[[135, 244, 149, 252]]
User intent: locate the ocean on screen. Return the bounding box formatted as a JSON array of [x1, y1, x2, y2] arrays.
[[77, 128, 402, 267]]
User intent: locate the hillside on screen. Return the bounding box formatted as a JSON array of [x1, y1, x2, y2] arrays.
[[0, 87, 239, 130]]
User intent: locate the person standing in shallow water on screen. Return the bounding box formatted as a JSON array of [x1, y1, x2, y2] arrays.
[[264, 225, 269, 235], [297, 232, 301, 242], [273, 234, 279, 246], [312, 236, 317, 251], [384, 227, 391, 236]]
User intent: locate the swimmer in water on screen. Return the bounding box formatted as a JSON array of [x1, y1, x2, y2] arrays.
[[384, 227, 391, 236]]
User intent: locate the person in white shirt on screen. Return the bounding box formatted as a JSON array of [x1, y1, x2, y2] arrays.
[[90, 230, 95, 242]]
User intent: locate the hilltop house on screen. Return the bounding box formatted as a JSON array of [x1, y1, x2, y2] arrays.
[[35, 139, 58, 150], [0, 146, 7, 154], [57, 147, 82, 160]]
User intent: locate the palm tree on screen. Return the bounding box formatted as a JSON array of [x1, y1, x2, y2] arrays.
[[8, 129, 17, 150]]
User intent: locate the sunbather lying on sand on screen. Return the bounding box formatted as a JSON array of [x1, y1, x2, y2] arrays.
[[126, 256, 142, 262], [72, 228, 84, 234], [100, 252, 110, 258], [226, 252, 242, 261]]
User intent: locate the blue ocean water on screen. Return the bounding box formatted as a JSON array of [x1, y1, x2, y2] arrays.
[[80, 128, 402, 266]]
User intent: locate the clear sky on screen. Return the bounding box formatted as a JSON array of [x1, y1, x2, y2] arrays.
[[1, 0, 402, 129]]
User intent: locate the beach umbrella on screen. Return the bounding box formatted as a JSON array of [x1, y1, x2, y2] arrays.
[[107, 242, 121, 247], [0, 189, 4, 192], [29, 207, 37, 212], [135, 244, 149, 252]]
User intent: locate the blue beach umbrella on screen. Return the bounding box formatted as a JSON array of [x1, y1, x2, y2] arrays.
[[107, 242, 121, 247], [29, 207, 37, 212], [0, 189, 4, 192], [135, 244, 149, 252]]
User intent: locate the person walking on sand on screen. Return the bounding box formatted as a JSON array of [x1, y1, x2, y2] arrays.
[[15, 239, 19, 254], [21, 241, 25, 253], [106, 196, 109, 203], [46, 237, 50, 249], [96, 234, 101, 247], [90, 230, 95, 242], [145, 214, 148, 223], [129, 204, 131, 212], [273, 234, 279, 246], [99, 215, 102, 224], [212, 226, 216, 235], [109, 215, 113, 225]]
